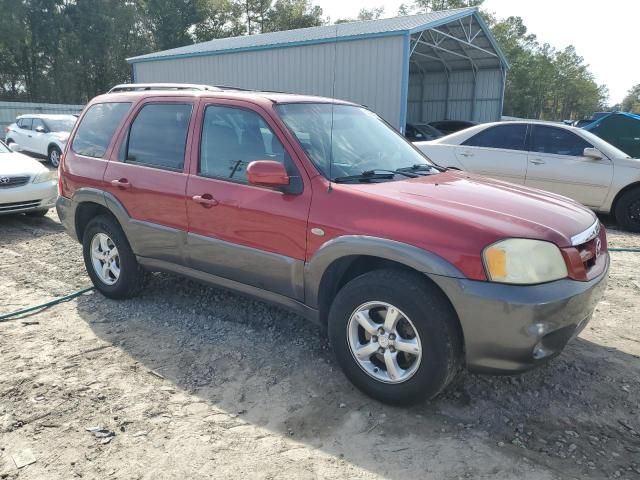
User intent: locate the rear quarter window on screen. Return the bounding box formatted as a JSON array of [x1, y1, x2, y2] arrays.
[[72, 102, 131, 158]]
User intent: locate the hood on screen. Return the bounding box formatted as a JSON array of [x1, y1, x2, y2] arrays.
[[0, 152, 49, 176], [350, 170, 596, 248]]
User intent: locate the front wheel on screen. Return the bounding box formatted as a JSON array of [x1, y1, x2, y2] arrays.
[[82, 215, 145, 299], [48, 146, 62, 167], [614, 187, 640, 232], [328, 269, 463, 405]]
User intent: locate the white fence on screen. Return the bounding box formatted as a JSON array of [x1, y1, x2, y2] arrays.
[[0, 101, 85, 129]]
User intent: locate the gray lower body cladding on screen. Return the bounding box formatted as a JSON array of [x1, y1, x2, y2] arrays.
[[429, 257, 609, 374]]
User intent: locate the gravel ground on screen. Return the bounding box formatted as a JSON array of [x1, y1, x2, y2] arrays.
[[0, 210, 639, 480]]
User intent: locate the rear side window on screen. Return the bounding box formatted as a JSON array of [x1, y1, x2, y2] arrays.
[[72, 102, 131, 158], [530, 126, 592, 156], [463, 124, 528, 151], [124, 103, 192, 171], [199, 105, 292, 183], [18, 118, 32, 130]]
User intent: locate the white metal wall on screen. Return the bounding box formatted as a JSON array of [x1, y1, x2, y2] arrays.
[[0, 101, 84, 129], [133, 36, 406, 128], [407, 69, 503, 123]]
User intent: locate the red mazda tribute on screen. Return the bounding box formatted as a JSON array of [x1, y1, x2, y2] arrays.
[[57, 84, 609, 404]]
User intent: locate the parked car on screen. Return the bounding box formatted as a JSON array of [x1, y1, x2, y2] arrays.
[[428, 120, 477, 135], [416, 121, 640, 232], [583, 112, 640, 159], [57, 85, 608, 405], [0, 140, 57, 216], [573, 119, 595, 128], [5, 114, 77, 167], [405, 123, 443, 142]]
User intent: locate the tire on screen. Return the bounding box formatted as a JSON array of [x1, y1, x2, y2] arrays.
[[614, 187, 640, 232], [82, 214, 145, 299], [48, 145, 62, 168], [328, 269, 463, 405], [26, 209, 49, 217]]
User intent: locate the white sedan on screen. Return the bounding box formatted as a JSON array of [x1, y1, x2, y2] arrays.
[[0, 141, 58, 217], [415, 121, 640, 231]]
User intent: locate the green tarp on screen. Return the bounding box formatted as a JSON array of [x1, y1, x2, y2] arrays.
[[583, 112, 640, 158]]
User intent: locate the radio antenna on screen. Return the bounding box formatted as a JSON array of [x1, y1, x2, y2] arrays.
[[327, 23, 339, 192]]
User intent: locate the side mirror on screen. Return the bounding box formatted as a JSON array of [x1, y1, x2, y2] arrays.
[[584, 147, 603, 160], [8, 142, 21, 152], [247, 160, 290, 187], [35, 126, 47, 133]]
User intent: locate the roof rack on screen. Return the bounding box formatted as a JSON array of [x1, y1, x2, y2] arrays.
[[108, 83, 222, 93]]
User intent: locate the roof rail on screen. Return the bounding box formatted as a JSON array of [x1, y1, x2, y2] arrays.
[[108, 83, 222, 93]]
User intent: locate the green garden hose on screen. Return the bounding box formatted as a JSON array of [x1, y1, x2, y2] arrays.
[[609, 247, 640, 252], [0, 286, 94, 322]]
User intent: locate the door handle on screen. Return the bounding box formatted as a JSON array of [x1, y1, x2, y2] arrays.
[[192, 194, 218, 208], [529, 159, 546, 165], [458, 151, 474, 157], [111, 178, 131, 189]]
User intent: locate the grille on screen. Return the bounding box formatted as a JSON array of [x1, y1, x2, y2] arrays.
[[0, 200, 41, 212], [575, 229, 605, 274], [0, 176, 30, 188]]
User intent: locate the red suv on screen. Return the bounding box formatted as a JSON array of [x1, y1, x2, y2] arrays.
[[57, 84, 609, 404]]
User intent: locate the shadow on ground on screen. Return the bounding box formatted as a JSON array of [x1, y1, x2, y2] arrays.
[[75, 272, 640, 479]]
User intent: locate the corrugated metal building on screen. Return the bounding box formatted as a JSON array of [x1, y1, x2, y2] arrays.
[[0, 101, 84, 129], [128, 7, 508, 131]]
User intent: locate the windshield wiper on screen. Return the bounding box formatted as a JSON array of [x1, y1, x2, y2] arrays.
[[333, 169, 419, 184], [398, 163, 445, 173]]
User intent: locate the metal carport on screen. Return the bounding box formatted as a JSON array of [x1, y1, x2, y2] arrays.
[[128, 7, 508, 132]]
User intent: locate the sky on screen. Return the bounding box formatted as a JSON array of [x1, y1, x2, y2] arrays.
[[318, 0, 639, 105]]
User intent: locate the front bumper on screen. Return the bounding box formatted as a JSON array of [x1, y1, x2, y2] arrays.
[[0, 180, 57, 215], [56, 195, 78, 239], [429, 254, 609, 374]]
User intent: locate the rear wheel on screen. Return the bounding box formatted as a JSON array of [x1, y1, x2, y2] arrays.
[[48, 146, 62, 167], [328, 269, 463, 405], [82, 215, 145, 299], [614, 187, 640, 232]]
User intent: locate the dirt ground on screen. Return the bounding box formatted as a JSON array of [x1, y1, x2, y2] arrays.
[[0, 210, 638, 480]]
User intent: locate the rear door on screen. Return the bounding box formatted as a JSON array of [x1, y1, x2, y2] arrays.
[[14, 118, 33, 151], [104, 99, 195, 263], [525, 125, 613, 208], [453, 124, 529, 184], [185, 99, 311, 300]]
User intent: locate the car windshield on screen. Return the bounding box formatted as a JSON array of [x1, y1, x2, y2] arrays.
[[44, 118, 76, 132], [276, 103, 435, 181]]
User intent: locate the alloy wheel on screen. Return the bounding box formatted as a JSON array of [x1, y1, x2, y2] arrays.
[[90, 233, 120, 285]]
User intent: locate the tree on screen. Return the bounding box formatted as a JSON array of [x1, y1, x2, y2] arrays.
[[264, 0, 323, 32], [409, 0, 482, 14], [335, 6, 384, 24], [621, 84, 640, 113], [142, 0, 208, 50]]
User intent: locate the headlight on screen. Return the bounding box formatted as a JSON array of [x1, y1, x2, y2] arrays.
[[483, 239, 568, 284], [33, 170, 57, 183]]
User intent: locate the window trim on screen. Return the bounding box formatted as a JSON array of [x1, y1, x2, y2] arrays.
[[121, 101, 194, 173], [462, 124, 529, 152], [70, 102, 132, 159], [529, 124, 594, 158], [197, 102, 301, 190]]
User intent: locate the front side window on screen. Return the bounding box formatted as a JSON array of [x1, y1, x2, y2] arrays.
[[463, 124, 528, 151], [199, 105, 292, 183], [125, 103, 192, 171], [276, 103, 434, 180], [531, 125, 592, 157], [72, 102, 131, 158], [32, 119, 46, 132]]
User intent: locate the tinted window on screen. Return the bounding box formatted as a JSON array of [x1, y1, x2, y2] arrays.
[[72, 103, 131, 158], [463, 124, 527, 151], [125, 103, 192, 170], [200, 106, 292, 183], [531, 126, 592, 156]]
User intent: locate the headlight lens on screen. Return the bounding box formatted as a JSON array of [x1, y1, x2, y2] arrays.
[[33, 170, 57, 183], [483, 239, 568, 284]]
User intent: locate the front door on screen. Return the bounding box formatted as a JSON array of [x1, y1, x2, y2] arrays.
[[525, 125, 613, 208], [453, 124, 529, 184], [30, 118, 49, 156], [104, 99, 195, 263], [185, 100, 311, 300]]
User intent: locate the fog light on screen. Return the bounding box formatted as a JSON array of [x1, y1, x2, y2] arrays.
[[533, 342, 554, 360]]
